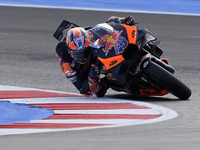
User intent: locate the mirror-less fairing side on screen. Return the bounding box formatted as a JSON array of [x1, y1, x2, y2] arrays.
[[53, 20, 93, 41], [53, 20, 79, 41], [137, 29, 163, 58]]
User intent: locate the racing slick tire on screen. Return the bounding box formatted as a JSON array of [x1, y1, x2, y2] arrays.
[[144, 61, 191, 100]]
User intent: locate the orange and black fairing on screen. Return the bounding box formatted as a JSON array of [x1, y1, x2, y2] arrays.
[[90, 23, 138, 71], [121, 24, 137, 45], [98, 55, 125, 70]]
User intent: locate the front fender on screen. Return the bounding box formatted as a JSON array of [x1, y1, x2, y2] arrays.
[[135, 54, 151, 74]]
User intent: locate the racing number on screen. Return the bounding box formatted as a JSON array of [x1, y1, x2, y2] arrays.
[[114, 37, 128, 55]]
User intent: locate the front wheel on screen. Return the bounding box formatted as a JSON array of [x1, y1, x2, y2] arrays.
[[144, 61, 191, 99]]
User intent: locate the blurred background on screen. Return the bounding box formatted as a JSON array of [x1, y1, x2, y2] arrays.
[[0, 0, 200, 15]]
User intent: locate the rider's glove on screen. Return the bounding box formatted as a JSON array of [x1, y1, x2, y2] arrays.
[[88, 64, 100, 79], [121, 16, 135, 26], [88, 64, 100, 95]]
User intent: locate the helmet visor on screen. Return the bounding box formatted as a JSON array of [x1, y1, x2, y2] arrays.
[[70, 48, 89, 64]]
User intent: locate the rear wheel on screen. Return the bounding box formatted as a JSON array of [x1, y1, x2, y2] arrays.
[[144, 61, 191, 99]]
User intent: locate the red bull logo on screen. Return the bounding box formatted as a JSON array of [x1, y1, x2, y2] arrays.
[[103, 30, 123, 56], [98, 34, 109, 46]]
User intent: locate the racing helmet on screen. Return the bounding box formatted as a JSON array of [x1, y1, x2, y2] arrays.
[[66, 27, 91, 64]]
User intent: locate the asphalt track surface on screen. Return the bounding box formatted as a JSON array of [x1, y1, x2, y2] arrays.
[[0, 6, 200, 150]]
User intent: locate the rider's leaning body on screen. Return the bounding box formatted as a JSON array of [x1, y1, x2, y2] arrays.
[[55, 16, 167, 97], [55, 16, 135, 97]]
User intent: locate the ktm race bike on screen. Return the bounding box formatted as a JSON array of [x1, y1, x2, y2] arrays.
[[53, 20, 191, 100]]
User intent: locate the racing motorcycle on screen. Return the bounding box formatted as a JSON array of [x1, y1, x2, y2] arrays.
[[53, 20, 191, 99]]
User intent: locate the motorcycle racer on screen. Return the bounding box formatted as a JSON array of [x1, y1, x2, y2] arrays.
[[55, 16, 135, 97], [55, 16, 169, 97]]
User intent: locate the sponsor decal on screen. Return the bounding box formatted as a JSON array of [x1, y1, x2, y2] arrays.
[[65, 70, 76, 77], [102, 30, 123, 56], [98, 34, 109, 47], [114, 36, 128, 55], [132, 30, 136, 38], [106, 73, 117, 81], [143, 61, 149, 68], [109, 60, 117, 67], [67, 76, 77, 82], [87, 30, 94, 39], [135, 54, 150, 74]]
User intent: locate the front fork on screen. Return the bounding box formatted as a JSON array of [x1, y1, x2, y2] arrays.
[[133, 54, 175, 91]]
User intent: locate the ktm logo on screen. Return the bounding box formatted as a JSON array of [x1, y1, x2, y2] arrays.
[[132, 30, 136, 38], [109, 60, 117, 67]]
